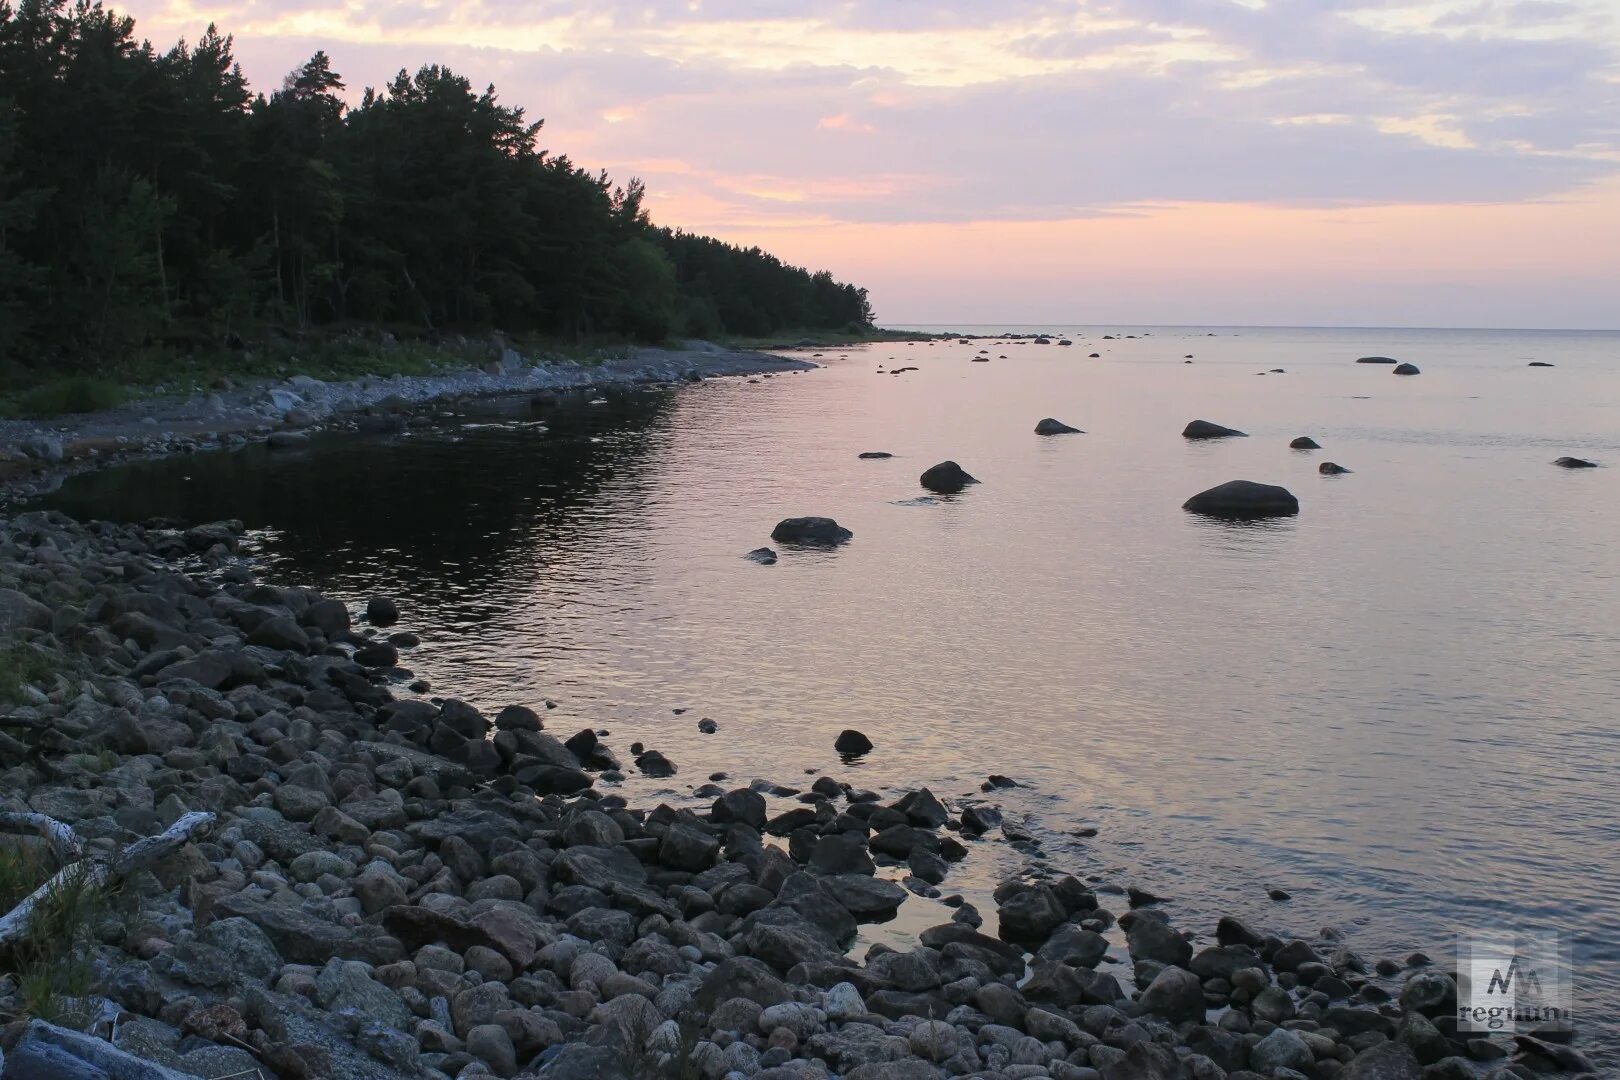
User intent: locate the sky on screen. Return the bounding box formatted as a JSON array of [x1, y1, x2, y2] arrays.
[[127, 0, 1620, 329]]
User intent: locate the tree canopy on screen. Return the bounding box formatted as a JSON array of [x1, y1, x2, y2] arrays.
[[0, 0, 873, 374]]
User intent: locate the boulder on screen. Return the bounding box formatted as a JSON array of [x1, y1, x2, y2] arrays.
[[1251, 1027, 1315, 1074], [0, 589, 52, 632], [745, 547, 779, 564], [1319, 462, 1352, 475], [1289, 436, 1321, 449], [1138, 965, 1205, 1021], [1339, 1041, 1423, 1079], [266, 431, 308, 450], [1182, 480, 1299, 518], [367, 596, 400, 624], [1182, 420, 1247, 439], [1529, 361, 1554, 367], [1554, 456, 1597, 468], [834, 729, 873, 755], [19, 435, 64, 462], [771, 517, 852, 545], [1035, 418, 1083, 435], [1392, 363, 1420, 375], [919, 460, 978, 493], [1357, 356, 1399, 364], [858, 452, 894, 459]]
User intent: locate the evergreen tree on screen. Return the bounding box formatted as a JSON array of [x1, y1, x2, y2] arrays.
[[0, 1, 874, 376]]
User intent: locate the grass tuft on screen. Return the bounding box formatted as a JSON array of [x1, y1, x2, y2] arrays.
[[0, 644, 57, 705], [0, 845, 122, 1023], [0, 376, 128, 418]]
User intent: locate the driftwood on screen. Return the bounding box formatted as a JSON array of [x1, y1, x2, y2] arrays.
[[0, 714, 51, 729], [0, 811, 214, 949], [0, 810, 86, 863]]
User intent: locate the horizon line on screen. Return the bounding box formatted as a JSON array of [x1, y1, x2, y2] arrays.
[[880, 322, 1620, 334]]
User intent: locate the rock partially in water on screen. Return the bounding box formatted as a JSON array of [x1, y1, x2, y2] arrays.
[[1319, 462, 1352, 475], [1357, 356, 1399, 364], [745, 547, 778, 564], [1034, 418, 1083, 435], [858, 451, 894, 459], [770, 517, 852, 544], [265, 431, 308, 450], [367, 596, 400, 625], [635, 749, 676, 777], [1290, 436, 1321, 449], [1182, 420, 1247, 439], [1392, 363, 1421, 375], [1529, 361, 1555, 367], [835, 729, 873, 756], [919, 461, 978, 493], [1183, 480, 1299, 518], [1554, 456, 1598, 468]]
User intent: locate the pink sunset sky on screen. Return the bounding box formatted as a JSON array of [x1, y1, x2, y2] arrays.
[[122, 0, 1620, 329]]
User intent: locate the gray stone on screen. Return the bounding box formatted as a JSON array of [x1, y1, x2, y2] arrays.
[[1251, 1027, 1314, 1074], [1182, 480, 1299, 518], [315, 959, 413, 1030]]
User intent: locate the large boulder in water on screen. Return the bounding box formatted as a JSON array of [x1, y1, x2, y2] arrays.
[[1554, 456, 1597, 468], [1319, 462, 1352, 475], [1289, 436, 1320, 450], [1183, 481, 1299, 518], [1392, 363, 1420, 375], [1357, 356, 1399, 364], [771, 517, 852, 544], [920, 461, 978, 493], [834, 729, 873, 756], [1182, 420, 1246, 439], [1034, 418, 1082, 435]]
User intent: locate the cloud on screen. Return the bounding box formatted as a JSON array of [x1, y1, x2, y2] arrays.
[[142, 0, 1620, 229]]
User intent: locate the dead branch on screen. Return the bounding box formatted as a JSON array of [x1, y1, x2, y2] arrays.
[[0, 810, 85, 863], [0, 811, 214, 950]]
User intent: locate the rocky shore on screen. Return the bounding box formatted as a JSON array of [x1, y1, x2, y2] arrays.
[[0, 511, 1598, 1079], [0, 341, 815, 502]]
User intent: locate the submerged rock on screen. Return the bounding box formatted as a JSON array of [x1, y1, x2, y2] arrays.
[[919, 461, 978, 493], [1182, 420, 1247, 439], [1392, 362, 1421, 375], [1357, 356, 1399, 364], [1529, 361, 1554, 367], [1554, 456, 1598, 468], [1034, 418, 1082, 435], [771, 517, 852, 544], [744, 547, 778, 564], [1183, 480, 1299, 518], [1319, 462, 1352, 475], [858, 451, 894, 459], [1289, 436, 1321, 449]]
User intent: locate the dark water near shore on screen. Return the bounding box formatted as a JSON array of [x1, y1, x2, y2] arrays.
[[42, 326, 1620, 1060]]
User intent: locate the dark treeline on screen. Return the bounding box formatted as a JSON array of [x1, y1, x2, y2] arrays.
[[0, 0, 873, 375]]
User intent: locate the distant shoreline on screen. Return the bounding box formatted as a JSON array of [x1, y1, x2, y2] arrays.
[[0, 341, 815, 501]]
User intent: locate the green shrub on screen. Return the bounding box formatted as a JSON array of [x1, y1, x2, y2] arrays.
[[1, 376, 127, 418]]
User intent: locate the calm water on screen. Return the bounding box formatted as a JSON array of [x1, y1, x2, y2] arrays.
[[43, 326, 1620, 1059]]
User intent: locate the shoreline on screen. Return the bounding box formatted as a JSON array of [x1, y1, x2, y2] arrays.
[[0, 511, 1592, 1077], [0, 341, 818, 502]]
